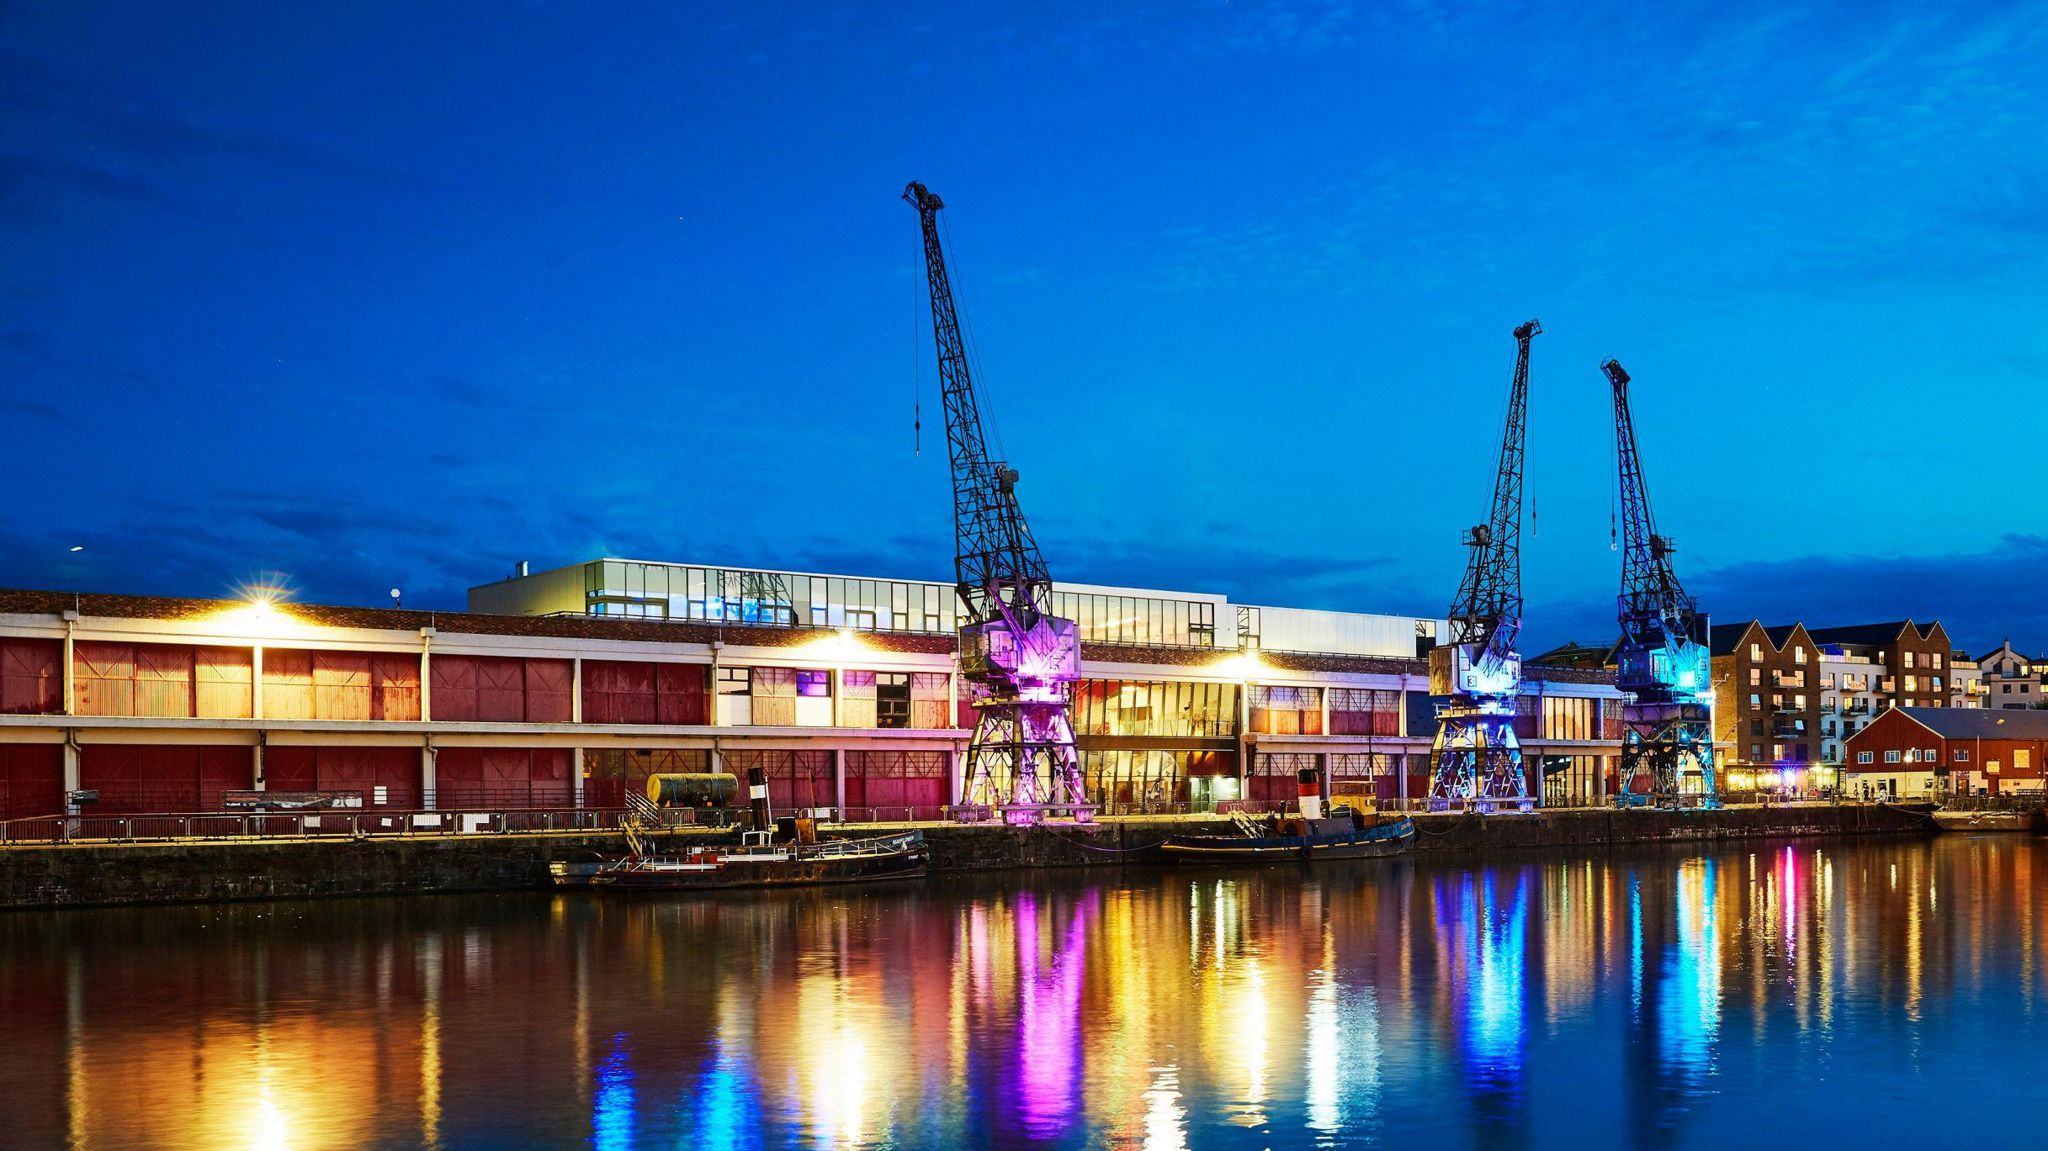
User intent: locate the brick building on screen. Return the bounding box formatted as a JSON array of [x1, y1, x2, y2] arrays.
[[1710, 621, 1822, 783], [1713, 619, 1956, 792], [1843, 706, 2048, 798]]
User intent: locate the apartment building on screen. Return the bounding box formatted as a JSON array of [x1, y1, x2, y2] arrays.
[[1977, 641, 2043, 709]]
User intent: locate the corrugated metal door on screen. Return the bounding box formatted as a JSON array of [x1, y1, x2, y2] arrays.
[[133, 645, 194, 718], [314, 654, 372, 720], [194, 647, 253, 719], [525, 660, 573, 722], [372, 654, 421, 720], [583, 661, 656, 725], [430, 655, 480, 721], [529, 748, 572, 807], [655, 663, 704, 724], [474, 657, 524, 721], [434, 747, 484, 808], [0, 640, 62, 714], [263, 747, 318, 792], [0, 744, 63, 819], [72, 642, 135, 716], [910, 674, 950, 729], [262, 650, 316, 720]]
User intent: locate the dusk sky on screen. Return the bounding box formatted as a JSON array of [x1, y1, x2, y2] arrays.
[[3, 3, 2044, 656]]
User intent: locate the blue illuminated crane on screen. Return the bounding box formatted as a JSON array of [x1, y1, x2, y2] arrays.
[[1606, 358, 1718, 807], [1429, 321, 1540, 810], [905, 181, 1087, 824]]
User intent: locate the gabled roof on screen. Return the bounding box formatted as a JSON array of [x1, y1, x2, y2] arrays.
[[1858, 707, 2048, 742], [1805, 620, 1943, 649], [1708, 620, 1805, 656], [1974, 639, 2033, 664]]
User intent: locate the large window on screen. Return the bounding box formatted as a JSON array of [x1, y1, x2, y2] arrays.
[[1248, 685, 1324, 735], [1073, 680, 1238, 738], [1328, 687, 1400, 736], [1047, 591, 1221, 648], [1541, 696, 1595, 741], [586, 562, 956, 635], [876, 672, 911, 729]]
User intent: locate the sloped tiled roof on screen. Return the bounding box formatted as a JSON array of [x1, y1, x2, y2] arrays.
[[1806, 620, 1944, 649], [1880, 707, 2048, 741], [1708, 620, 1804, 656]]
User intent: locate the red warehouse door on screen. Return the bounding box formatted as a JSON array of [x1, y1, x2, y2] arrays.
[[848, 751, 948, 820], [0, 744, 63, 819], [80, 745, 252, 813]]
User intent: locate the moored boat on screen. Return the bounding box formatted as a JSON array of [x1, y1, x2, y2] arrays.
[[1161, 763, 1417, 863], [551, 764, 930, 891], [551, 829, 929, 890], [1161, 813, 1415, 863]]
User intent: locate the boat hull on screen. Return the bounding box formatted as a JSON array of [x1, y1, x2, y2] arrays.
[[1161, 818, 1416, 864], [551, 832, 929, 891]]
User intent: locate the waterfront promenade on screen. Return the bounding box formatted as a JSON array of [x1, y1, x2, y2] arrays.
[[0, 801, 1936, 909]]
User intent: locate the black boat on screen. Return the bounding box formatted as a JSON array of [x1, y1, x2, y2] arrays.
[[1162, 763, 1416, 863], [1161, 811, 1415, 863], [550, 828, 928, 890], [552, 765, 929, 891]]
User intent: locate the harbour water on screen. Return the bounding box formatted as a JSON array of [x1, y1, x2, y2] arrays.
[[3, 834, 2043, 1150]]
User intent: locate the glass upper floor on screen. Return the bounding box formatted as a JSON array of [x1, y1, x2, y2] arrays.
[[468, 559, 1442, 659]]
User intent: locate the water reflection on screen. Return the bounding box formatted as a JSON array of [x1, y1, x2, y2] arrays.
[[4, 836, 2048, 1149]]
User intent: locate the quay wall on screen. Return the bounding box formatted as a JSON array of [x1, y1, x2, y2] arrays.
[[0, 803, 1937, 910]]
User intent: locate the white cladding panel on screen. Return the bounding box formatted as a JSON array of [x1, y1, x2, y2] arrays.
[[1253, 606, 1439, 659], [469, 562, 587, 616]]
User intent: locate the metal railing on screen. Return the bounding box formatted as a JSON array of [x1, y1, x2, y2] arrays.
[[0, 807, 641, 846]]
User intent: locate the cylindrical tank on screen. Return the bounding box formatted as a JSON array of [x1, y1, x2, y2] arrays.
[[646, 772, 738, 808]]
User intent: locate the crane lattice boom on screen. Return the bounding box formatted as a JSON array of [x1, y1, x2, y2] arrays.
[[905, 181, 1085, 824], [1605, 357, 1717, 807]]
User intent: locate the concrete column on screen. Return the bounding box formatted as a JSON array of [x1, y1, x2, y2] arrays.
[[571, 658, 583, 724], [1237, 680, 1254, 796], [421, 743, 437, 811], [62, 733, 80, 794], [708, 641, 724, 727], [1398, 752, 1410, 807], [252, 645, 265, 720], [419, 629, 435, 722], [830, 667, 844, 728], [572, 747, 585, 808], [1319, 687, 1332, 739], [948, 746, 964, 808], [834, 747, 847, 815], [253, 737, 266, 791], [61, 611, 76, 716]]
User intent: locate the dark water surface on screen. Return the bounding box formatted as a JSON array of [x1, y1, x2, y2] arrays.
[[3, 835, 2044, 1150]]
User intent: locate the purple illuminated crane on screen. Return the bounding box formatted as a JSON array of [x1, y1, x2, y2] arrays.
[[905, 182, 1087, 824], [1429, 320, 1540, 810]]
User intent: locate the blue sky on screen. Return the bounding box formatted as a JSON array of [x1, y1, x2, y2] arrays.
[[2, 2, 2044, 656]]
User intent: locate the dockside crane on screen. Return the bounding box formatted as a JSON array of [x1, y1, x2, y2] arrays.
[[905, 181, 1088, 825], [1429, 321, 1541, 810], [1605, 358, 1718, 807]]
